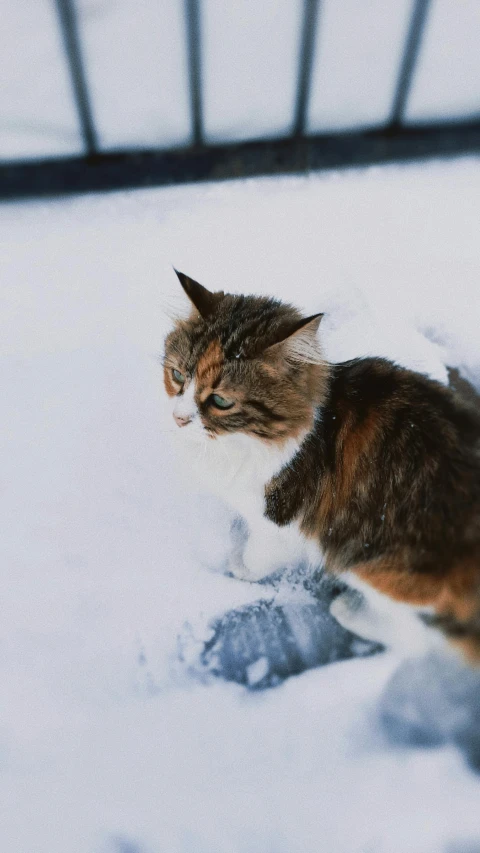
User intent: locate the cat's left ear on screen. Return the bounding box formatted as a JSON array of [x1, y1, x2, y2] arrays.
[[174, 269, 224, 319], [265, 313, 324, 365]]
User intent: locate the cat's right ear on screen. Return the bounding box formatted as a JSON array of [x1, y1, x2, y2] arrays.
[[264, 313, 324, 366], [173, 269, 224, 319]]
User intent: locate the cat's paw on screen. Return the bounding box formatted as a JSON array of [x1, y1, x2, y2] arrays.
[[226, 540, 278, 582], [240, 536, 281, 582], [330, 590, 369, 637]]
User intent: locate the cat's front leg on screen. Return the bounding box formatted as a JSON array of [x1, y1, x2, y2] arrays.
[[228, 516, 303, 582], [227, 527, 281, 582], [241, 529, 282, 581]]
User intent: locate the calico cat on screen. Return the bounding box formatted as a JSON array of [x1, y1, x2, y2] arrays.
[[163, 270, 480, 663]]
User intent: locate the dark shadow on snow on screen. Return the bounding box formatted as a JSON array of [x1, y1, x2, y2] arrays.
[[180, 568, 381, 690]]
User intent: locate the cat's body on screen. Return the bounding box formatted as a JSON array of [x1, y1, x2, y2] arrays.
[[164, 271, 480, 663]]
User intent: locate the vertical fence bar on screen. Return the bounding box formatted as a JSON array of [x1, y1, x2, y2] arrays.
[[293, 0, 320, 137], [389, 0, 431, 128], [185, 0, 203, 146], [54, 0, 97, 155]]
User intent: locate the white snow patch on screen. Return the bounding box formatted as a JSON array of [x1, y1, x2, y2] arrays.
[[246, 657, 270, 687]]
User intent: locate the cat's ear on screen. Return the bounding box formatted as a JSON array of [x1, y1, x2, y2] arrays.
[[174, 269, 224, 319], [265, 313, 324, 365]]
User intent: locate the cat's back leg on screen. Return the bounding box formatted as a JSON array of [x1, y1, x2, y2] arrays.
[[330, 577, 439, 656], [332, 558, 480, 664]]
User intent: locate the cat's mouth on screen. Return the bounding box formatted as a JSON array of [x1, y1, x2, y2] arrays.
[[177, 422, 216, 442]]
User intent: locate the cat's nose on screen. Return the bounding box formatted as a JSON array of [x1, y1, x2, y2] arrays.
[[173, 412, 192, 427]]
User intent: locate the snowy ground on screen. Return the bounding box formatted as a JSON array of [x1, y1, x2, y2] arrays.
[[1, 157, 480, 853]]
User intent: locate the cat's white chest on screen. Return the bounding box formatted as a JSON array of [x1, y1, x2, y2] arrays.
[[176, 428, 295, 513], [174, 425, 321, 578]]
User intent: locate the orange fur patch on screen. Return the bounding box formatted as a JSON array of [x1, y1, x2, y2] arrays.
[[163, 367, 176, 397], [353, 557, 480, 608], [352, 560, 442, 605], [196, 340, 224, 386], [337, 412, 380, 503], [302, 411, 381, 538]]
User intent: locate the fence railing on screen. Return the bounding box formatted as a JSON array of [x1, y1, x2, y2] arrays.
[[1, 0, 480, 200]]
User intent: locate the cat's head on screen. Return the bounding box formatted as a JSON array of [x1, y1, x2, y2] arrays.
[[163, 270, 328, 444]]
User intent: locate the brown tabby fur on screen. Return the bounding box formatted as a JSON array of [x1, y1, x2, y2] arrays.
[[164, 272, 480, 663]]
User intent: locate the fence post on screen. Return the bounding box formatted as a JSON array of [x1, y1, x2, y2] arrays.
[[185, 0, 204, 146], [54, 0, 97, 155], [389, 0, 431, 128], [293, 0, 320, 136]]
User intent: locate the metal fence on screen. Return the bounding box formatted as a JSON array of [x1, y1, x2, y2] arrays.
[[1, 0, 480, 200]]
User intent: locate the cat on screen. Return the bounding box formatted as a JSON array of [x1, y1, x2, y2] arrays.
[[163, 270, 480, 664]]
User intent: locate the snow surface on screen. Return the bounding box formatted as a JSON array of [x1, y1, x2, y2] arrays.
[[1, 157, 480, 852]]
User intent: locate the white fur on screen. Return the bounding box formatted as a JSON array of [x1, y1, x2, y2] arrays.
[[285, 328, 323, 365], [331, 571, 446, 657], [173, 381, 197, 422]]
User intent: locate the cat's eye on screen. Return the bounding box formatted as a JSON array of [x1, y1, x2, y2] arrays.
[[210, 393, 234, 410], [172, 368, 185, 384]]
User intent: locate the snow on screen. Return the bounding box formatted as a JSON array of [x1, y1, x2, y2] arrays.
[[246, 656, 269, 686], [1, 156, 480, 852], [380, 651, 480, 759]]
